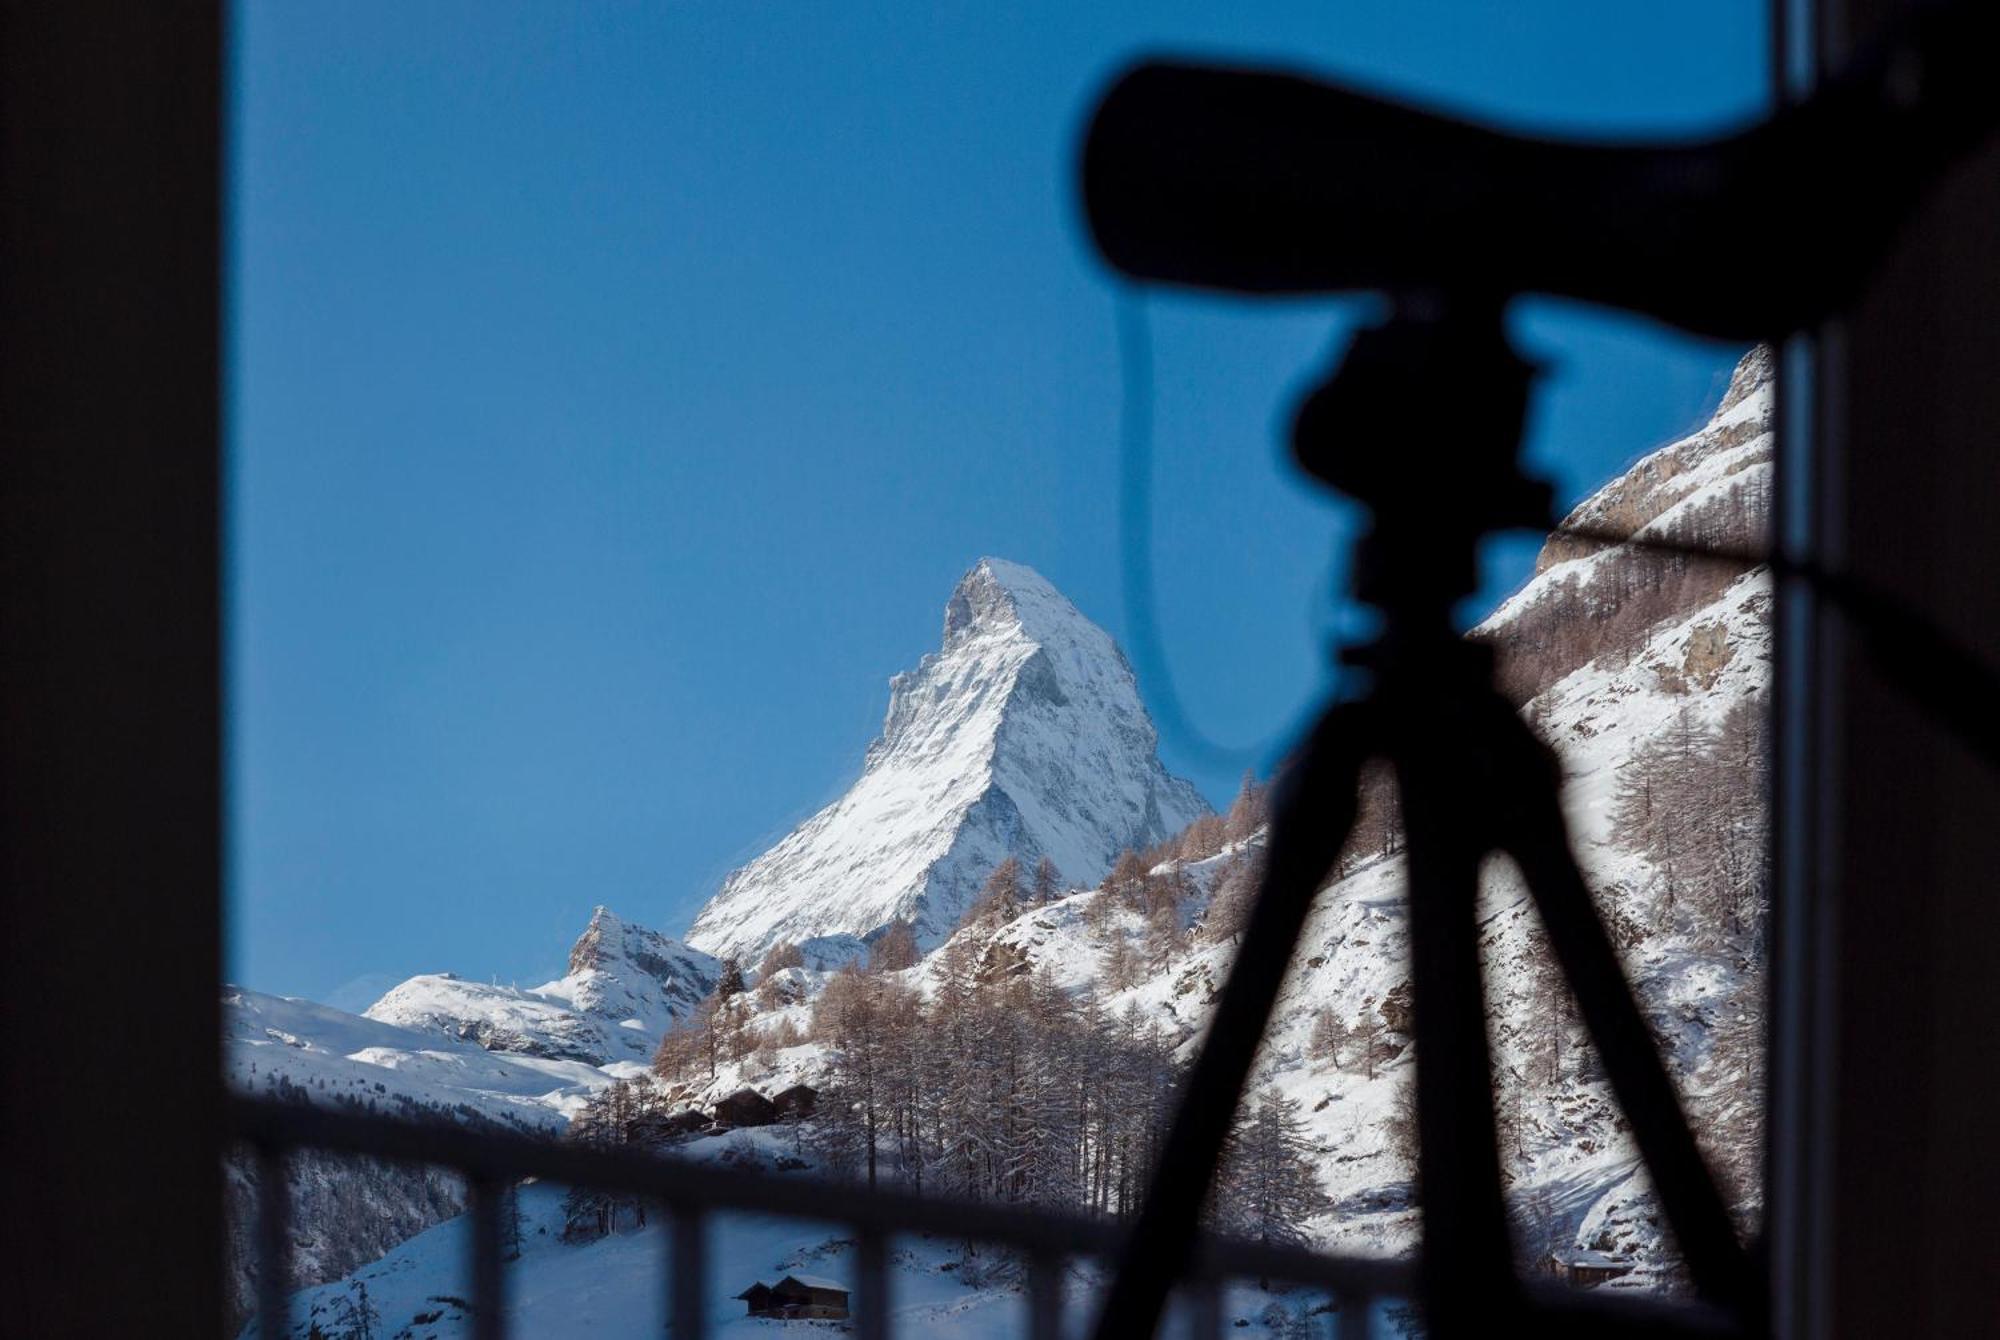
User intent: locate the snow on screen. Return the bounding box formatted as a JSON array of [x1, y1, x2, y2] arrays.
[[685, 558, 1210, 963], [253, 1173, 1385, 1340], [364, 907, 719, 1066], [225, 986, 613, 1131]]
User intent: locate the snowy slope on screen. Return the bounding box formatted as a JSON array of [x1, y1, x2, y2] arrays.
[[656, 346, 1776, 1281], [902, 347, 1775, 1276], [222, 985, 626, 1330], [257, 1141, 1366, 1340], [685, 558, 1210, 962], [227, 986, 611, 1131], [364, 906, 719, 1065]]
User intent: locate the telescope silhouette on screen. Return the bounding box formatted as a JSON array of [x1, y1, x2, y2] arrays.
[[1082, 2, 1997, 340], [1077, 5, 2000, 1339]]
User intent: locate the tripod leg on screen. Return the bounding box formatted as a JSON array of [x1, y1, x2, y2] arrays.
[[1488, 699, 1755, 1314], [1392, 701, 1519, 1326], [1089, 700, 1374, 1340]]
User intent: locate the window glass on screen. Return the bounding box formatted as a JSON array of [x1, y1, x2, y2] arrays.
[[229, 3, 1771, 1331]]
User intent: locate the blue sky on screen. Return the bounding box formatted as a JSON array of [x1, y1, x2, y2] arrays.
[[228, 2, 1766, 1006]]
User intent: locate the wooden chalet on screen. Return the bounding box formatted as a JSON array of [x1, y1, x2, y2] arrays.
[[772, 1083, 818, 1119], [1549, 1250, 1635, 1288], [735, 1273, 850, 1320], [711, 1087, 778, 1129]]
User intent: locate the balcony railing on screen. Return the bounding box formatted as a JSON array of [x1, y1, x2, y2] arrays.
[[229, 1093, 1735, 1340]]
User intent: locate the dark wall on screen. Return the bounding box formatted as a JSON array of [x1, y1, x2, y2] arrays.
[[1801, 2, 2000, 1336], [0, 3, 224, 1333]]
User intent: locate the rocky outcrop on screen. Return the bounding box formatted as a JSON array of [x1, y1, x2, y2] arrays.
[[1480, 347, 1773, 705]]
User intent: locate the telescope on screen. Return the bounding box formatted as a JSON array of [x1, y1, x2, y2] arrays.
[[1081, 2, 1998, 341], [1077, 6, 2000, 1339]]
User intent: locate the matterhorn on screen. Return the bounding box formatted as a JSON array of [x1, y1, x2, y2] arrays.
[[685, 558, 1210, 963]]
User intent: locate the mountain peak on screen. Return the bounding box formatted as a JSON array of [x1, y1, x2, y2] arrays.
[[366, 906, 718, 1065], [685, 561, 1207, 962], [942, 557, 1077, 646], [1717, 344, 1775, 416]]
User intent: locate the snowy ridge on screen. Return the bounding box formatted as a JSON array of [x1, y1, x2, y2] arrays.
[[1495, 346, 1773, 629], [364, 907, 719, 1065], [227, 985, 606, 1130], [685, 558, 1209, 962]]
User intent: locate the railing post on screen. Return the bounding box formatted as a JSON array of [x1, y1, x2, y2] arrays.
[[1329, 1291, 1368, 1340], [1188, 1273, 1222, 1340], [255, 1143, 290, 1340], [467, 1174, 505, 1340], [670, 1205, 706, 1337], [1028, 1248, 1063, 1340], [855, 1228, 889, 1340]]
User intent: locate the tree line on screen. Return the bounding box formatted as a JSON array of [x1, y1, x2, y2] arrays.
[[1611, 691, 1770, 1211], [809, 939, 1328, 1246], [1489, 477, 1771, 705]]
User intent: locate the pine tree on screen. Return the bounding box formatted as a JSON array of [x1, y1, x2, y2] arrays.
[[1308, 1008, 1348, 1068], [716, 957, 747, 999], [693, 992, 724, 1080], [1218, 1090, 1331, 1262], [967, 857, 1025, 928], [1523, 923, 1573, 1088], [1384, 1077, 1421, 1170], [325, 1280, 381, 1340], [757, 940, 804, 980], [1031, 855, 1063, 904], [1103, 848, 1149, 909], [1351, 1005, 1388, 1081], [651, 996, 721, 1085], [1101, 938, 1144, 991], [1224, 768, 1269, 843], [1141, 899, 1181, 972], [1201, 853, 1261, 945], [868, 920, 920, 973], [560, 1080, 654, 1241], [1707, 973, 1766, 1218], [1177, 812, 1228, 862]]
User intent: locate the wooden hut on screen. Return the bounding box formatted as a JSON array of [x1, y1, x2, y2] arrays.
[[1549, 1250, 1634, 1288], [711, 1087, 778, 1129], [735, 1282, 777, 1316], [773, 1083, 818, 1119], [736, 1274, 850, 1319], [631, 1106, 709, 1145]]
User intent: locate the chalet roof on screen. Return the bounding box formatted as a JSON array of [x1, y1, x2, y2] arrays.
[[734, 1282, 774, 1299], [780, 1274, 848, 1294], [1557, 1250, 1629, 1268]]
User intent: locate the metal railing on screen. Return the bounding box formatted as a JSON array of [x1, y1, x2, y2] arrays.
[[230, 1094, 1734, 1340]]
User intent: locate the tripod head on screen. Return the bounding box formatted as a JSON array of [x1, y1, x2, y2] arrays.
[[1288, 299, 1550, 623]]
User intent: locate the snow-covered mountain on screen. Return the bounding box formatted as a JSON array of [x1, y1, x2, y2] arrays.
[[685, 558, 1211, 963], [228, 985, 609, 1128], [651, 345, 1777, 1281], [365, 907, 719, 1065], [237, 346, 1775, 1332]]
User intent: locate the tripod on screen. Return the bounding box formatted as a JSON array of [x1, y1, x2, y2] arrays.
[[1090, 305, 1755, 1339]]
